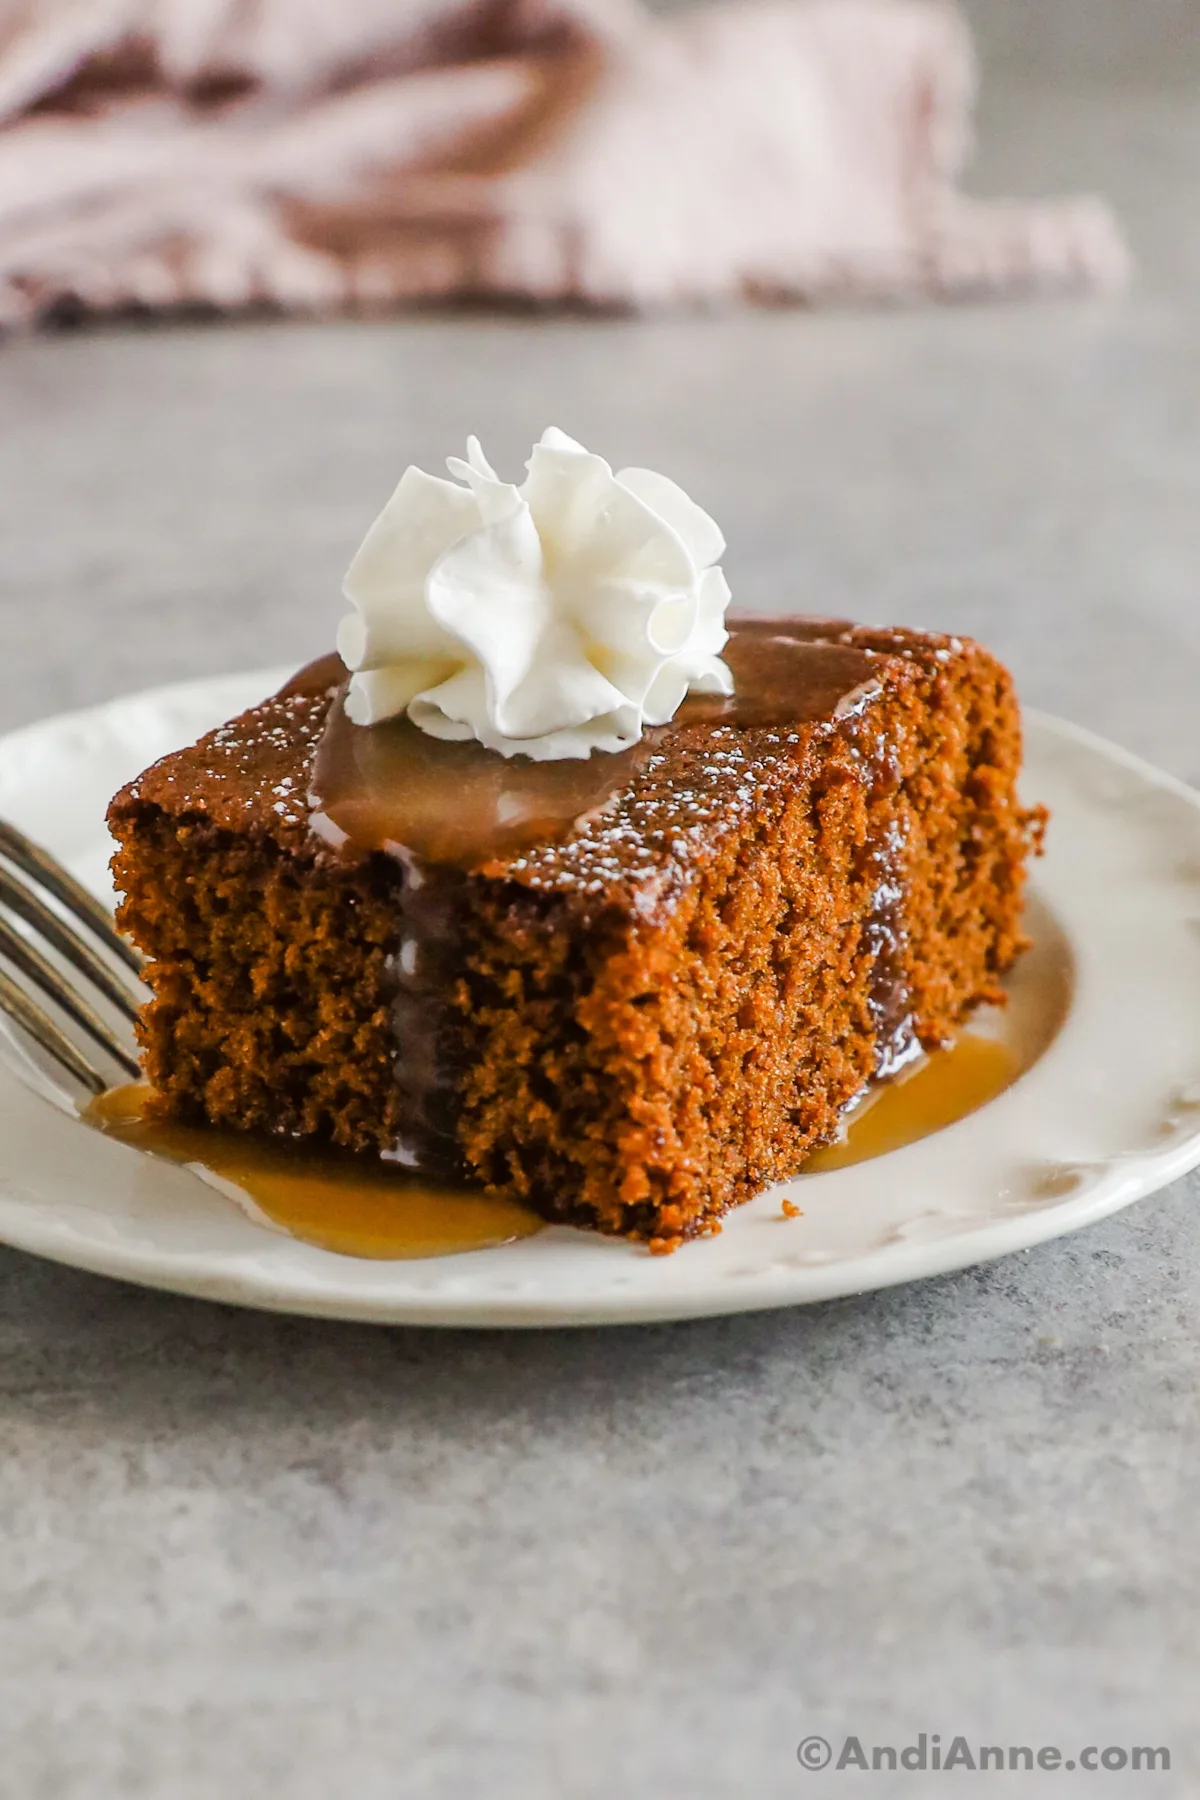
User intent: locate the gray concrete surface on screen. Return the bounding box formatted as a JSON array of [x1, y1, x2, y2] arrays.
[[0, 79, 1197, 1800], [961, 0, 1200, 80], [651, 0, 1200, 81]]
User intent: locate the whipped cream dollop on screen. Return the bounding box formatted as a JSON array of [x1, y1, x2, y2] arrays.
[[336, 427, 733, 760]]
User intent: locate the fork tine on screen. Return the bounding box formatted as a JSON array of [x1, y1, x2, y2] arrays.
[[0, 820, 143, 977], [0, 915, 140, 1081], [0, 967, 107, 1095], [0, 866, 143, 1022]]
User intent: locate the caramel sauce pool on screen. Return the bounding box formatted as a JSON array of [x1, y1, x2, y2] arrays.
[[83, 1084, 543, 1260], [83, 1036, 1016, 1259], [803, 1034, 1018, 1174]]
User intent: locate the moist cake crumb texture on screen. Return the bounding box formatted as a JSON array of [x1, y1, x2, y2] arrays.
[[108, 619, 1045, 1247]]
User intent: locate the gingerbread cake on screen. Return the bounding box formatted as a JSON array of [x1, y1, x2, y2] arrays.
[[107, 616, 1042, 1247]]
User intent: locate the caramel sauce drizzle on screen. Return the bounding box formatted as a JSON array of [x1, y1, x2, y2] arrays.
[[304, 622, 882, 866]]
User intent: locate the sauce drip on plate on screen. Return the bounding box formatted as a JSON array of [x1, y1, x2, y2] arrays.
[[803, 1035, 1018, 1173], [84, 1084, 543, 1261], [82, 1037, 1017, 1259]]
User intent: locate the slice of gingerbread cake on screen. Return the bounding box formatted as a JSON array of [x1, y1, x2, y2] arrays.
[[107, 430, 1042, 1247]]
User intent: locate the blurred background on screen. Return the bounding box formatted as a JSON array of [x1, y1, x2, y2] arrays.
[[1, 6, 1199, 1796], [0, 0, 1197, 786]]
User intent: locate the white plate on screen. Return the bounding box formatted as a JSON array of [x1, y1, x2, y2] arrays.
[[0, 670, 1197, 1328]]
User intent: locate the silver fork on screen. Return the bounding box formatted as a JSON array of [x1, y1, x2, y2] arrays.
[[0, 820, 145, 1095]]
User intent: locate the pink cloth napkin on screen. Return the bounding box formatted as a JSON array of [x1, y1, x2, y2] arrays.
[[0, 0, 1128, 325]]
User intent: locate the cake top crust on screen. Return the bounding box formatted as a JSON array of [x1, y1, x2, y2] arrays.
[[110, 617, 953, 908]]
